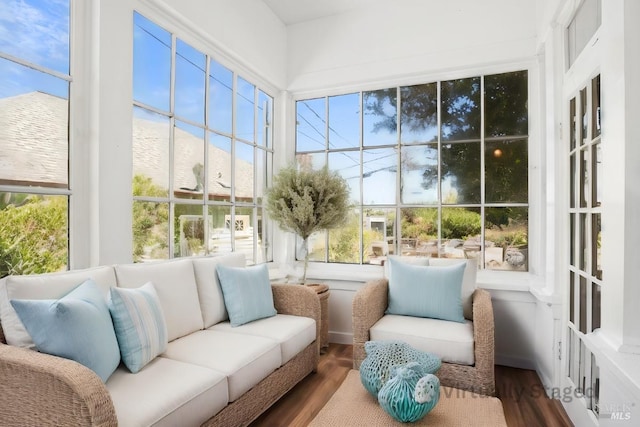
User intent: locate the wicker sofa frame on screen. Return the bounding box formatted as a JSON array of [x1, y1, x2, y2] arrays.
[[0, 284, 320, 427], [352, 278, 496, 396]]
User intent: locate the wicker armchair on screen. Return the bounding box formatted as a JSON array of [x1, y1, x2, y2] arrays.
[[352, 278, 496, 396]]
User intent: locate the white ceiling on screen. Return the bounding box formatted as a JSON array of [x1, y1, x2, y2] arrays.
[[262, 0, 371, 25]]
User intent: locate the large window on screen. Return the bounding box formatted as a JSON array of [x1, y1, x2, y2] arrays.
[[296, 71, 528, 271], [0, 0, 71, 278], [132, 13, 273, 264]]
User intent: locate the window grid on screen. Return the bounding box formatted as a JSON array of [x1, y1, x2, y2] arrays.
[[296, 71, 528, 270], [132, 13, 273, 264]]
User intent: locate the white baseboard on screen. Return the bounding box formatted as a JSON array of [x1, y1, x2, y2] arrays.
[[495, 353, 536, 370], [329, 331, 353, 345]]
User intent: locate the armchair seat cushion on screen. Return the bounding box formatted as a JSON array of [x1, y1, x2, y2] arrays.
[[370, 314, 474, 366]]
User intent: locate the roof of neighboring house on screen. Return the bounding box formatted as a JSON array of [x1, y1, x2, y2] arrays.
[[0, 91, 255, 199]]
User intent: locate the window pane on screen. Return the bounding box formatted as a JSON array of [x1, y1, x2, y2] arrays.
[[133, 13, 171, 111], [0, 59, 69, 188], [235, 207, 256, 264], [296, 98, 326, 152], [208, 133, 232, 201], [305, 230, 326, 262], [570, 98, 577, 151], [174, 121, 204, 200], [328, 151, 360, 205], [592, 283, 601, 331], [363, 148, 396, 205], [174, 204, 204, 257], [570, 153, 576, 208], [580, 88, 588, 142], [580, 213, 587, 271], [0, 0, 70, 75], [255, 148, 269, 202], [207, 205, 232, 254], [329, 209, 361, 263], [236, 77, 255, 142], [484, 71, 528, 137], [235, 141, 254, 202], [569, 272, 575, 324], [401, 144, 438, 204], [208, 60, 233, 134], [257, 206, 272, 263], [363, 89, 397, 146], [580, 276, 587, 333], [441, 77, 480, 141], [257, 91, 273, 148], [442, 142, 481, 204], [485, 139, 528, 203], [400, 208, 438, 257], [592, 143, 601, 207], [401, 83, 438, 144], [592, 75, 601, 138], [175, 39, 205, 124], [364, 208, 395, 264], [133, 107, 170, 197], [442, 207, 481, 259], [592, 213, 602, 280], [133, 200, 169, 261], [485, 207, 528, 271], [296, 152, 326, 171], [328, 93, 359, 149], [0, 194, 68, 277], [570, 213, 576, 266]]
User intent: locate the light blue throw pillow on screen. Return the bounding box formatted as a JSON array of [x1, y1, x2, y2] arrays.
[[216, 263, 277, 327], [386, 257, 466, 323], [109, 282, 168, 373], [10, 279, 120, 382]]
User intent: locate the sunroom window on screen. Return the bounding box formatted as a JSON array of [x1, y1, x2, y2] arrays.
[[132, 12, 273, 265], [295, 71, 528, 271]]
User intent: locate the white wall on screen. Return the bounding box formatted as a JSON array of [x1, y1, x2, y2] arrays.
[[156, 0, 287, 89], [287, 0, 537, 93]]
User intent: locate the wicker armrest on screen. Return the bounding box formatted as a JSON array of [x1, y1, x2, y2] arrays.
[[471, 288, 495, 387], [352, 278, 389, 369], [272, 284, 321, 349], [0, 342, 117, 426]]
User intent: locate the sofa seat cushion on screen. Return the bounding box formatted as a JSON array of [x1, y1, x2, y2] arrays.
[[162, 330, 281, 401], [370, 314, 475, 366], [115, 259, 204, 342], [106, 356, 228, 427], [209, 314, 316, 364], [0, 266, 116, 348]]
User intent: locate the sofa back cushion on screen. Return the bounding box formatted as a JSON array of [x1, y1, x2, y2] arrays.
[[0, 266, 116, 348], [115, 259, 203, 341], [192, 253, 246, 328]]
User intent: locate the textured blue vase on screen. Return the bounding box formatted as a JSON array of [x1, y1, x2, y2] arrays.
[[378, 362, 440, 423], [359, 340, 441, 397]]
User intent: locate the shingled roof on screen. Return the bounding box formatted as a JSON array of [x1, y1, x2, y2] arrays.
[[0, 91, 255, 199]]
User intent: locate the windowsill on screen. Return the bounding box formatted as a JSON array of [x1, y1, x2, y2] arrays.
[[268, 260, 549, 296]]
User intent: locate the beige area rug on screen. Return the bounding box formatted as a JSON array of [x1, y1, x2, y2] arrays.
[[309, 370, 507, 427]]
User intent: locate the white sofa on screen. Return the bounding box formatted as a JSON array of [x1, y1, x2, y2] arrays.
[[0, 253, 320, 426]]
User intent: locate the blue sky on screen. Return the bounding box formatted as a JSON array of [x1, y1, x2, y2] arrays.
[[0, 0, 69, 98]]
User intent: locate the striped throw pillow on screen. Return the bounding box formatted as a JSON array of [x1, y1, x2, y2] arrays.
[[109, 282, 168, 373]]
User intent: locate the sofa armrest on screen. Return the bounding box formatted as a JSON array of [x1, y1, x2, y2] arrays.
[[271, 284, 321, 346], [352, 278, 389, 369], [0, 343, 117, 426], [471, 288, 495, 377]]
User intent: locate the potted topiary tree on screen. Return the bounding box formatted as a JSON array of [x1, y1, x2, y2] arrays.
[[265, 165, 350, 284]]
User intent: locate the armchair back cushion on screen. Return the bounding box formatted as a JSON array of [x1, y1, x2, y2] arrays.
[[428, 258, 477, 320], [386, 258, 466, 323]]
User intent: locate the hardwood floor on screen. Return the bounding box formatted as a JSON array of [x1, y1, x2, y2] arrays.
[[251, 344, 574, 427]]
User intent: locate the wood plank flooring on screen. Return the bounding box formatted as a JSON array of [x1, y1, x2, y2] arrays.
[[251, 344, 574, 427]]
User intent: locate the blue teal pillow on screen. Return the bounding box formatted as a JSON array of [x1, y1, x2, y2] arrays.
[[10, 279, 120, 382], [216, 263, 276, 327], [109, 282, 168, 373], [386, 257, 466, 323]]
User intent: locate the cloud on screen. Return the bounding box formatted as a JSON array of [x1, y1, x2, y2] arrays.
[[0, 0, 69, 74]]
